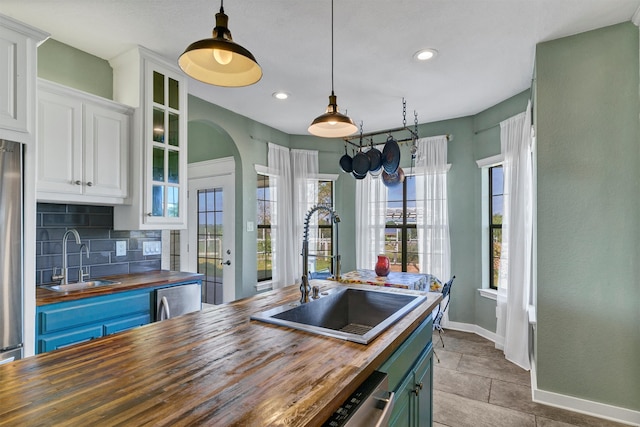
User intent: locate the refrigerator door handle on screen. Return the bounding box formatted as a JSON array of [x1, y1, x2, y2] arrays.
[[159, 296, 171, 320]]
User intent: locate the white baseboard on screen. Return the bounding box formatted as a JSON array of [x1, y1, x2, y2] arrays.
[[444, 320, 500, 344], [530, 359, 640, 427], [443, 321, 640, 427]]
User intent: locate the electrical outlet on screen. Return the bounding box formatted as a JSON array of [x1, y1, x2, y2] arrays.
[[143, 241, 162, 256], [247, 221, 254, 232], [116, 241, 127, 257]]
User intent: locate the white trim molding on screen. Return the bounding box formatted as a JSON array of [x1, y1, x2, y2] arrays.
[[478, 288, 498, 300], [444, 320, 500, 346], [476, 154, 503, 168], [531, 359, 640, 426], [632, 5, 640, 26], [189, 157, 235, 178]]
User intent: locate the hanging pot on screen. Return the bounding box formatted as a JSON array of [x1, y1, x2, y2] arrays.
[[367, 140, 383, 173], [352, 149, 371, 177], [352, 169, 367, 180], [382, 167, 405, 187], [339, 146, 353, 173], [382, 136, 400, 174]]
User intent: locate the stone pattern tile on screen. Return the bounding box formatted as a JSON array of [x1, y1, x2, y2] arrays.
[[432, 330, 628, 427]]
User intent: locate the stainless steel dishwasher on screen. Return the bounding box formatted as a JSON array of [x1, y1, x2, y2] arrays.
[[155, 283, 202, 321], [323, 371, 395, 427]]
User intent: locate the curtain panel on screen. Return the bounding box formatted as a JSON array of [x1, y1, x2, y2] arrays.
[[496, 101, 533, 370], [291, 149, 319, 283], [355, 174, 387, 269], [415, 135, 451, 284], [267, 143, 295, 289]]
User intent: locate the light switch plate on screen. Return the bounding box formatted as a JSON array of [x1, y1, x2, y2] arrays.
[[143, 241, 162, 256], [116, 241, 127, 257]]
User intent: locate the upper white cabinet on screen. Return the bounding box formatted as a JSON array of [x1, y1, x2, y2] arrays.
[[0, 14, 48, 144], [37, 79, 132, 204], [110, 46, 188, 230]]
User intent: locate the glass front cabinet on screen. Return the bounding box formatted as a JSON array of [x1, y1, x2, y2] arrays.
[[111, 46, 188, 230]]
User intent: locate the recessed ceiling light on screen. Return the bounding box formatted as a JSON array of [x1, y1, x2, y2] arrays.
[[413, 48, 438, 62], [273, 91, 289, 100]]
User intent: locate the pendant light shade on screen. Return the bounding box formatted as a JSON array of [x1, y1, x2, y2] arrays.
[[308, 92, 358, 137], [179, 1, 262, 87], [308, 0, 356, 138]]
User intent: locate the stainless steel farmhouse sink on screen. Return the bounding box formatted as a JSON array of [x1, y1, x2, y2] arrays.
[[41, 279, 121, 292], [250, 286, 427, 344]]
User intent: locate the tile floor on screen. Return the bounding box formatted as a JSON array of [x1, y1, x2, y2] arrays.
[[432, 329, 628, 427]]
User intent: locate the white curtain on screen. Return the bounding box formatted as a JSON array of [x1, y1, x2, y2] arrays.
[[355, 174, 387, 269], [268, 143, 295, 289], [496, 101, 533, 370], [415, 136, 451, 283], [291, 149, 318, 282]]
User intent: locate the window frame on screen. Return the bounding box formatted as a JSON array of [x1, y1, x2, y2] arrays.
[[384, 175, 418, 273], [308, 179, 335, 276], [256, 172, 273, 283], [476, 154, 503, 296], [489, 165, 504, 290]]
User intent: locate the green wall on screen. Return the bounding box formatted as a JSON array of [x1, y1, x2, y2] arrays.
[[536, 22, 640, 410], [187, 95, 294, 298], [38, 39, 112, 99]]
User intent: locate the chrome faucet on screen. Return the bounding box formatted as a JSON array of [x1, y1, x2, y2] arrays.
[[78, 243, 89, 282], [52, 229, 82, 285], [300, 205, 341, 304]]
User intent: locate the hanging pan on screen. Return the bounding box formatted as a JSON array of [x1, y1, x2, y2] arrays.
[[367, 138, 382, 173], [352, 146, 371, 177], [339, 145, 353, 173], [382, 135, 400, 174], [382, 167, 405, 187]]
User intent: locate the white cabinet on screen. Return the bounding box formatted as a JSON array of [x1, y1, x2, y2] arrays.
[[0, 14, 48, 144], [37, 79, 132, 204], [110, 46, 188, 230]]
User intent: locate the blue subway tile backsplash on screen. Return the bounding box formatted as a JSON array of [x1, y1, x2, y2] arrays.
[[36, 203, 162, 285]]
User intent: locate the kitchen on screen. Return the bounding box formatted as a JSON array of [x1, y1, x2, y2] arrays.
[[1, 1, 640, 426]]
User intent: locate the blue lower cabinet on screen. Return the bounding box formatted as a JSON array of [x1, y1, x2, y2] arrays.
[[38, 325, 104, 353], [36, 289, 154, 354], [379, 315, 434, 427], [103, 314, 151, 335]]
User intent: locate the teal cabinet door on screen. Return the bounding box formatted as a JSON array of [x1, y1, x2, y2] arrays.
[[380, 314, 434, 427]]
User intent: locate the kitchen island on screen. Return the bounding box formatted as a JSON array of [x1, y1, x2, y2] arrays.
[[1, 280, 441, 426]]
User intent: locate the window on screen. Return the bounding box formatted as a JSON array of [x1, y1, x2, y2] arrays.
[[384, 176, 420, 272], [489, 165, 503, 289], [256, 174, 272, 282], [307, 180, 334, 275]]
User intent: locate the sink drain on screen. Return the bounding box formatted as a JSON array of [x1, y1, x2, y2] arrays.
[[340, 323, 373, 336]]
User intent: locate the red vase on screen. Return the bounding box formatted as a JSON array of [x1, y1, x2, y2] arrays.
[[375, 255, 390, 277]]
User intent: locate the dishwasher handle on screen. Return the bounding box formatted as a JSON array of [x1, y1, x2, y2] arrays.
[[159, 296, 171, 320], [374, 391, 395, 427]]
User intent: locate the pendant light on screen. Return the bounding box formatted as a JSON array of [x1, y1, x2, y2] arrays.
[[179, 0, 262, 87], [308, 0, 357, 138]]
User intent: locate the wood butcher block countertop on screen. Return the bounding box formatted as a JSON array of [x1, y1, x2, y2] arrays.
[[3, 280, 441, 426], [36, 271, 205, 306]]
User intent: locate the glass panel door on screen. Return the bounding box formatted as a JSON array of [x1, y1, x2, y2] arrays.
[[197, 188, 223, 304], [150, 70, 181, 219]]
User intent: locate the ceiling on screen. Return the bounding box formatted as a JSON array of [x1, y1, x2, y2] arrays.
[[3, 1, 640, 135]]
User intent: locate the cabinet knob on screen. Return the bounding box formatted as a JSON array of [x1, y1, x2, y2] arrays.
[[147, 213, 153, 216], [74, 180, 82, 185], [86, 182, 93, 187]]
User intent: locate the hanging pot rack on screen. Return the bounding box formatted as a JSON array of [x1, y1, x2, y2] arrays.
[[342, 98, 420, 150]]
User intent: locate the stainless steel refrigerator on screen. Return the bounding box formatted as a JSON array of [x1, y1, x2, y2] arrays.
[[0, 140, 23, 364]]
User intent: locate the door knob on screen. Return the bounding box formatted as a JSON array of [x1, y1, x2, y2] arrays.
[[222, 260, 231, 266]]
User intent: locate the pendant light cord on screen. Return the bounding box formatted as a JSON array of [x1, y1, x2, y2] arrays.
[[331, 0, 334, 94]]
